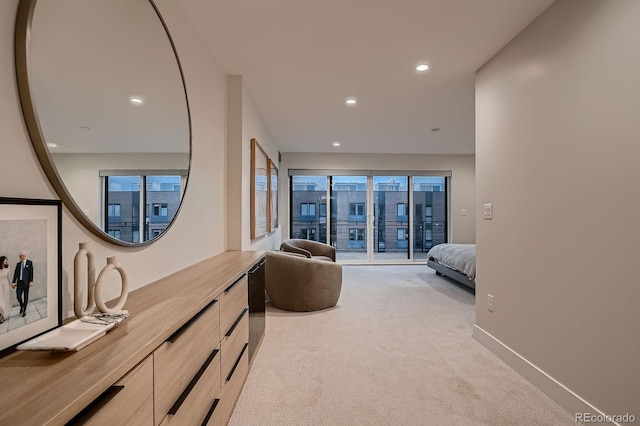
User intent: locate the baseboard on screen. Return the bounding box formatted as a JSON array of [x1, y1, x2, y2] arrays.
[[472, 324, 617, 425]]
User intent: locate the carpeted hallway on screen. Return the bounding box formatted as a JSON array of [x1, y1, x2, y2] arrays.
[[229, 265, 576, 426]]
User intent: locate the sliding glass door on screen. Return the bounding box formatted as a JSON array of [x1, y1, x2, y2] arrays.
[[290, 176, 328, 243], [412, 177, 447, 260], [329, 176, 368, 262], [289, 171, 448, 263], [372, 176, 409, 261], [105, 176, 141, 243]]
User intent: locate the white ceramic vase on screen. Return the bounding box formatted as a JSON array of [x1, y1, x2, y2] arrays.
[[94, 256, 129, 314], [73, 242, 96, 318]]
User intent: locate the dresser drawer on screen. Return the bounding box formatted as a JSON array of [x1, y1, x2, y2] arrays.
[[216, 344, 249, 426], [159, 348, 221, 426], [221, 309, 249, 380], [219, 275, 248, 336], [202, 398, 223, 426], [67, 355, 153, 425], [154, 300, 220, 424]]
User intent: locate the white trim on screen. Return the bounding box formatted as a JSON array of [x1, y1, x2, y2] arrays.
[[99, 169, 188, 177], [288, 169, 452, 177], [408, 176, 414, 260], [337, 260, 427, 266], [472, 324, 617, 425], [366, 175, 373, 261]]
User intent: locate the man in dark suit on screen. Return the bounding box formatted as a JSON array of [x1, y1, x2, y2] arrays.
[[11, 252, 34, 317]]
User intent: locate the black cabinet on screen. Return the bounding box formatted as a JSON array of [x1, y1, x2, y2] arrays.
[[247, 258, 265, 362]]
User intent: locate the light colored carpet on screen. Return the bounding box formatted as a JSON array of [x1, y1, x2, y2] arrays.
[[229, 265, 576, 426]]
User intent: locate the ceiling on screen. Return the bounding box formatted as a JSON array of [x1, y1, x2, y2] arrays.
[[177, 0, 556, 155], [27, 0, 190, 155]]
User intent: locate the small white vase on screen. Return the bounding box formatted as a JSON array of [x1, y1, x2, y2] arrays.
[[73, 242, 96, 318], [94, 256, 129, 314]]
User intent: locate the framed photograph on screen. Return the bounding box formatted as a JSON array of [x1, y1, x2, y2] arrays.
[[0, 197, 62, 356], [251, 138, 269, 239], [269, 159, 278, 231]]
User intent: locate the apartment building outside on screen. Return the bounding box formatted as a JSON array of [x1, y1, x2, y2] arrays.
[[291, 176, 446, 259], [105, 175, 182, 243]]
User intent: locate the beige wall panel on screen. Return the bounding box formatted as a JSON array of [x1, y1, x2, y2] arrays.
[[476, 0, 640, 416]]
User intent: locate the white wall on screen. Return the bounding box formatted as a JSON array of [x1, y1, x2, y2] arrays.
[[1, 0, 229, 317], [226, 76, 281, 252], [476, 0, 639, 417], [281, 153, 475, 243]]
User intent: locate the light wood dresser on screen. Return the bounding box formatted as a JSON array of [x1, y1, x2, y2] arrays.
[[0, 250, 265, 426]]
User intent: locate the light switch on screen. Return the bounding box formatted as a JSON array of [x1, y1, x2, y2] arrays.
[[460, 209, 468, 216], [483, 203, 493, 220]]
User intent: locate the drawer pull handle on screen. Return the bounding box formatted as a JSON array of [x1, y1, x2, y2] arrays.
[[168, 349, 219, 416], [226, 343, 248, 382], [167, 299, 218, 343], [225, 308, 248, 337], [66, 386, 125, 424], [201, 399, 220, 426], [224, 274, 246, 293]]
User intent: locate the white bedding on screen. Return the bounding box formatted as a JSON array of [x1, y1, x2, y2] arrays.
[[427, 244, 476, 280]]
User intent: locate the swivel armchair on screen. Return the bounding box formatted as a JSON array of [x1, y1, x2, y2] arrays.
[[265, 251, 342, 312], [280, 239, 336, 262]]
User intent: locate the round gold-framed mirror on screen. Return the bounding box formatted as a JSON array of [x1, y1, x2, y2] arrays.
[[15, 0, 191, 247]]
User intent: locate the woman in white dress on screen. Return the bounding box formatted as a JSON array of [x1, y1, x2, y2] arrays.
[[0, 255, 11, 323]]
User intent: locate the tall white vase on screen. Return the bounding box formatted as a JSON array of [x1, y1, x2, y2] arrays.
[[73, 242, 96, 318], [94, 256, 129, 314]]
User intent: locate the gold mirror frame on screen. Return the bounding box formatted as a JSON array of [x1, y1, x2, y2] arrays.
[[251, 138, 269, 239], [14, 0, 192, 247]]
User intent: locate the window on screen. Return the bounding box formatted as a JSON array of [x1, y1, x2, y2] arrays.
[[108, 204, 121, 217], [103, 172, 184, 243], [108, 229, 121, 239], [396, 227, 408, 249], [396, 203, 408, 221], [300, 203, 316, 217], [289, 172, 448, 261], [299, 228, 316, 240], [349, 203, 365, 216], [413, 176, 446, 258], [349, 228, 365, 241], [152, 203, 168, 217], [291, 176, 327, 244], [425, 229, 433, 242], [415, 204, 423, 221], [335, 183, 366, 191], [293, 182, 318, 191]]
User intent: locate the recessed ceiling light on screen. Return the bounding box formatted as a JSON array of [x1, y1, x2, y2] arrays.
[[345, 97, 357, 106], [431, 127, 440, 132], [47, 143, 57, 148], [130, 96, 144, 105], [416, 64, 430, 72], [333, 141, 341, 147]]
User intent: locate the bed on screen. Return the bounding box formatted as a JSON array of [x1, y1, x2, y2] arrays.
[[426, 243, 476, 289]]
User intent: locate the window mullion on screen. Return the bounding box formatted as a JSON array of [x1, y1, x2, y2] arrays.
[[141, 175, 147, 242]]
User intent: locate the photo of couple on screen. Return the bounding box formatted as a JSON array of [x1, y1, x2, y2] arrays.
[[0, 198, 60, 355], [1, 252, 37, 325], [0, 219, 48, 337]]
